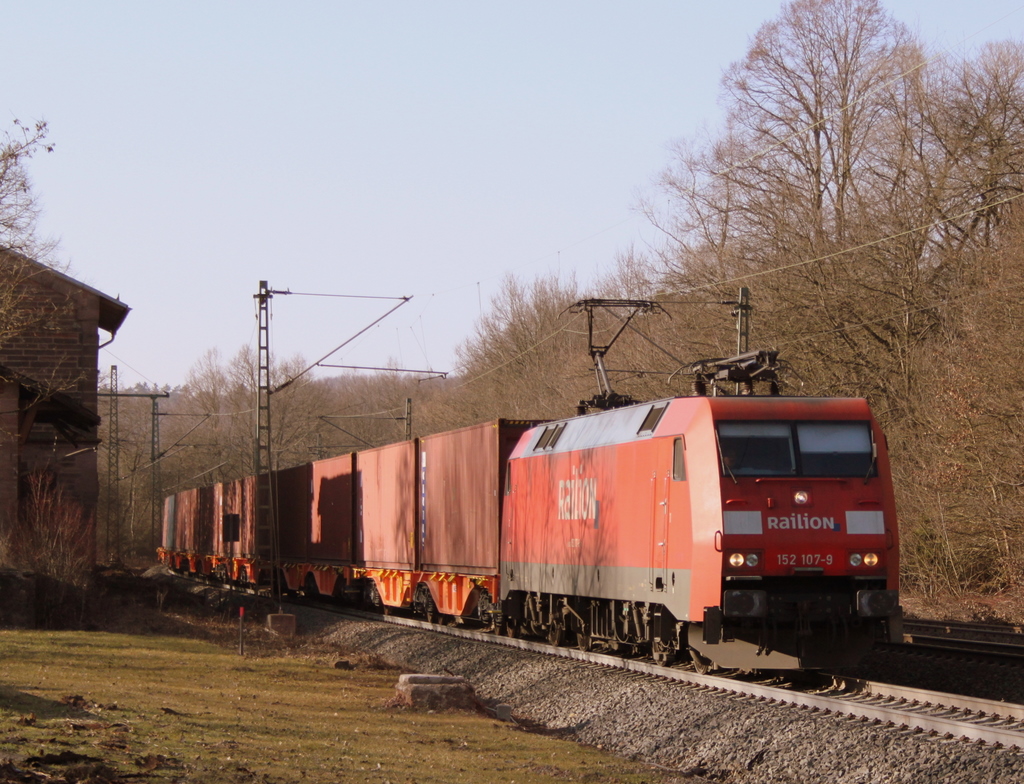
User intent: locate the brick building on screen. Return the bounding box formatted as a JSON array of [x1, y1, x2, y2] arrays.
[[0, 252, 130, 560]]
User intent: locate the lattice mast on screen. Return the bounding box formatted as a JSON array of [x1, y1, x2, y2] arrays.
[[106, 365, 119, 560], [253, 281, 277, 568]]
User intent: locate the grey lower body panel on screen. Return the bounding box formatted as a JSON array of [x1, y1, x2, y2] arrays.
[[502, 560, 692, 620]]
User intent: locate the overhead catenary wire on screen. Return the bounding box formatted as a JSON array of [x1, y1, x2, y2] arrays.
[[664, 189, 1024, 298], [272, 296, 412, 394], [453, 311, 587, 390]]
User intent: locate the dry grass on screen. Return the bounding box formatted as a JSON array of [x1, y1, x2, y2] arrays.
[[0, 574, 681, 784]]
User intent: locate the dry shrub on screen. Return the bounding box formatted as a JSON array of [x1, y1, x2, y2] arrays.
[[3, 470, 94, 627]]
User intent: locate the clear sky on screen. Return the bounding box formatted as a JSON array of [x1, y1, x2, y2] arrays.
[[6, 1, 1024, 389]]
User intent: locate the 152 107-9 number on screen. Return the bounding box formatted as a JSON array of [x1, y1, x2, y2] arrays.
[[777, 553, 834, 566]]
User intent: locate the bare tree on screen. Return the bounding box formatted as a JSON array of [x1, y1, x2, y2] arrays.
[[453, 273, 591, 422], [0, 119, 54, 259], [645, 0, 1024, 597]]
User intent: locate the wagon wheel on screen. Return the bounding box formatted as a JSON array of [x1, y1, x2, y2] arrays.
[[362, 580, 384, 612], [423, 596, 439, 625], [303, 572, 320, 599]]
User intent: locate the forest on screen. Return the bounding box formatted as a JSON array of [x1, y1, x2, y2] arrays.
[[100, 0, 1024, 604]]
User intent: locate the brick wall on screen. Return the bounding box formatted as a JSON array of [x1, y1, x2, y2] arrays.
[[0, 256, 121, 559], [2, 265, 101, 408]]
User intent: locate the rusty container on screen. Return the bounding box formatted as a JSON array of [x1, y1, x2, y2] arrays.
[[419, 420, 534, 575], [168, 488, 198, 552], [275, 463, 313, 563], [210, 482, 229, 558], [239, 475, 257, 558], [311, 453, 355, 564], [163, 490, 190, 551], [357, 440, 417, 569], [220, 477, 256, 560], [195, 484, 217, 557]]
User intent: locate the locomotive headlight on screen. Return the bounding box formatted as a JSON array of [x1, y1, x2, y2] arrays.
[[863, 552, 879, 567], [727, 552, 760, 568], [793, 490, 810, 505], [849, 553, 863, 567]]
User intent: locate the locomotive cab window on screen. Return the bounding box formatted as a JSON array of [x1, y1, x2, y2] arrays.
[[797, 421, 875, 477], [672, 437, 686, 481], [717, 420, 876, 477], [717, 422, 795, 476]]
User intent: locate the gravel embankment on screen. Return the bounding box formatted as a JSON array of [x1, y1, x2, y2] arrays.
[[294, 612, 1024, 784]]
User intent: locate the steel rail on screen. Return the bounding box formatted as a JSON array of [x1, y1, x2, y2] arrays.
[[904, 619, 1024, 639]]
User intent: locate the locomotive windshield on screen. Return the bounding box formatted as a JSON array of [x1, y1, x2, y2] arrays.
[[796, 422, 874, 476], [717, 421, 874, 477], [718, 422, 795, 476]]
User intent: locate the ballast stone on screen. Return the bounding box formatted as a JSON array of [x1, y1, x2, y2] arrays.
[[394, 674, 479, 711]]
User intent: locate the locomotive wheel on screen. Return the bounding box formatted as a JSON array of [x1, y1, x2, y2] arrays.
[[652, 641, 677, 666], [547, 623, 565, 646], [689, 648, 715, 674], [575, 631, 592, 652], [503, 618, 520, 638]]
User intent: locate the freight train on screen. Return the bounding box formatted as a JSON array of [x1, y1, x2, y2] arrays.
[[160, 389, 903, 670]]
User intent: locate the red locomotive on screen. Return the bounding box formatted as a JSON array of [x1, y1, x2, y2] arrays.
[[501, 393, 901, 669], [160, 361, 902, 670]]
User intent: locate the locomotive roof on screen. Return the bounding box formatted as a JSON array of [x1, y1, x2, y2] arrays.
[[518, 395, 872, 456]]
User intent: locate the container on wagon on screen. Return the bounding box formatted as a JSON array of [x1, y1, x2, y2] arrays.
[[275, 463, 313, 563], [310, 452, 355, 564], [357, 440, 417, 570], [418, 420, 536, 575], [219, 476, 257, 562]]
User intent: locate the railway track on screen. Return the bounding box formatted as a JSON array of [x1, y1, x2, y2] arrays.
[[886, 618, 1024, 664], [330, 605, 1024, 751]]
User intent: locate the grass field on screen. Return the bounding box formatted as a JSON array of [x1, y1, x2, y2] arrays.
[[0, 608, 677, 784]]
